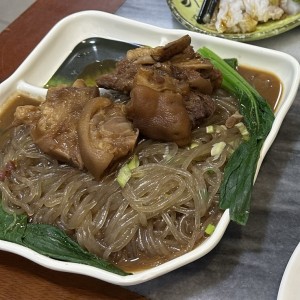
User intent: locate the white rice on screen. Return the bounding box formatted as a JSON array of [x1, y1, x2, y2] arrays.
[[281, 0, 300, 14], [214, 0, 299, 33]]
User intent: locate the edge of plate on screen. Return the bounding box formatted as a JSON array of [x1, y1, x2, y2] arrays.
[[277, 243, 300, 300], [0, 10, 299, 285]]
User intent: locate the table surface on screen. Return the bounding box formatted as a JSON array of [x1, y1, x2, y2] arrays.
[[1, 0, 300, 299]]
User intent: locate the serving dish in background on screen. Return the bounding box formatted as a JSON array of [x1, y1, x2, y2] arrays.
[[277, 243, 300, 300], [0, 11, 299, 285], [167, 0, 300, 42]]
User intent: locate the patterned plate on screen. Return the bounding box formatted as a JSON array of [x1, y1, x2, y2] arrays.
[[167, 0, 300, 41]]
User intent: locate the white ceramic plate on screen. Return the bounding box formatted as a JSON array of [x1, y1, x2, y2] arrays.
[[278, 243, 300, 300], [0, 11, 299, 286]]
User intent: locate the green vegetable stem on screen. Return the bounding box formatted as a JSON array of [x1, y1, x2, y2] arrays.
[[198, 47, 275, 225]]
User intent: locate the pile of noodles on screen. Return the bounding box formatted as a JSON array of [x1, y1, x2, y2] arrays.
[[0, 92, 243, 271]]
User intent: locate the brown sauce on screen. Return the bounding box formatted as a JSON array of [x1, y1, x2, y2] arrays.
[[238, 65, 282, 111]]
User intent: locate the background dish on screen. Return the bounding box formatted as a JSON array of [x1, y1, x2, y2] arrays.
[[0, 10, 299, 285], [167, 0, 300, 42], [277, 243, 300, 300]]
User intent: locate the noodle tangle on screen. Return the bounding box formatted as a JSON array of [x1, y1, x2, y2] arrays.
[[0, 92, 243, 271]]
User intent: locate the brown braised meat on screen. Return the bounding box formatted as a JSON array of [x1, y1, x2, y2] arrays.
[[14, 82, 99, 168], [14, 80, 138, 179], [77, 97, 138, 179], [96, 35, 222, 146], [126, 67, 192, 146], [184, 91, 216, 127]]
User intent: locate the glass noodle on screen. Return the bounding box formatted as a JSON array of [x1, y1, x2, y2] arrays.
[[0, 90, 243, 271]]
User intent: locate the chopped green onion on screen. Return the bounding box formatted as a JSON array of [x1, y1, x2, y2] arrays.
[[190, 142, 199, 149], [206, 125, 214, 134], [117, 155, 140, 188], [205, 224, 216, 235], [127, 154, 139, 170], [235, 122, 249, 139], [211, 141, 226, 157], [206, 125, 227, 134], [117, 164, 131, 188]]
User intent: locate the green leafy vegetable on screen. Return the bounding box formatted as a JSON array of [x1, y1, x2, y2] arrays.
[[198, 47, 275, 225], [0, 203, 129, 276], [224, 58, 238, 70]]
